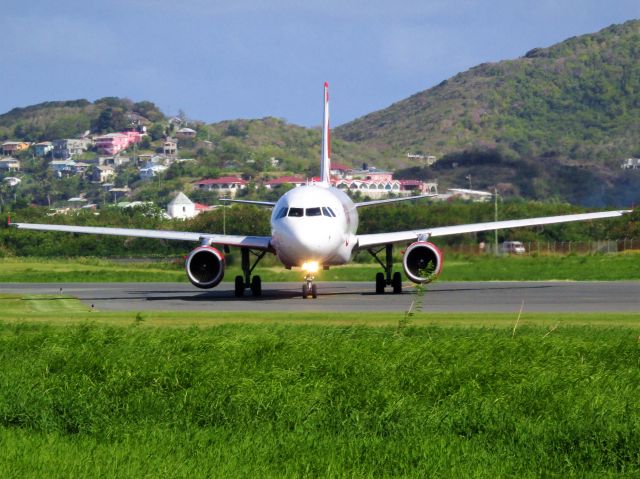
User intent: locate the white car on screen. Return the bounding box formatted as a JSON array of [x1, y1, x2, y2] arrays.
[[501, 241, 526, 254]]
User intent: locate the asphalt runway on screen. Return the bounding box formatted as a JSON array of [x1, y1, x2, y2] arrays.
[[0, 281, 638, 313]]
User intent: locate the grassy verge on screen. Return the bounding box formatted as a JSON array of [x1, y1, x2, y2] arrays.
[[1, 306, 639, 477], [0, 252, 639, 283]]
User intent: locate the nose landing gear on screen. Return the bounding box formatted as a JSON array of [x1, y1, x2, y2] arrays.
[[302, 275, 318, 299]]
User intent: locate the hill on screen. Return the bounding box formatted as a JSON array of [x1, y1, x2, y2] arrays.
[[336, 20, 640, 205], [336, 20, 640, 162], [0, 98, 165, 141]]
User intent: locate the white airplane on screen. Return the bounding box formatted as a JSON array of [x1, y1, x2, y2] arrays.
[[11, 83, 632, 298]]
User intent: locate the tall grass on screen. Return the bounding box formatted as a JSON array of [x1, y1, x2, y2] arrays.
[[1, 321, 639, 476]]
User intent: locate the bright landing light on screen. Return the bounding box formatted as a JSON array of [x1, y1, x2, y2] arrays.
[[301, 261, 319, 274]]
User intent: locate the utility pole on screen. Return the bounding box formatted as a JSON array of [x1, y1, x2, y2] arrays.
[[494, 187, 499, 256]]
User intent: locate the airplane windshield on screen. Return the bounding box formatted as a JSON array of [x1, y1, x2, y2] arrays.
[[288, 208, 304, 217], [305, 207, 322, 217], [322, 207, 336, 217], [275, 207, 288, 219]]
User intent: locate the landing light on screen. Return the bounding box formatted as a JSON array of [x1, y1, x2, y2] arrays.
[[301, 261, 319, 274]]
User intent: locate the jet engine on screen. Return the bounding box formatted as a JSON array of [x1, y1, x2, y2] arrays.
[[402, 241, 443, 284], [185, 246, 225, 289]]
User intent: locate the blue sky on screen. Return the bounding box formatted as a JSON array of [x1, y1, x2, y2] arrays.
[[1, 1, 638, 127]]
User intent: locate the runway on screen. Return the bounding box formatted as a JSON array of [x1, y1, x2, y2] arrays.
[[0, 281, 637, 313]]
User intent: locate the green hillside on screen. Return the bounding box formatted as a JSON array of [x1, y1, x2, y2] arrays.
[[336, 20, 640, 163], [0, 98, 165, 141], [335, 20, 640, 205]]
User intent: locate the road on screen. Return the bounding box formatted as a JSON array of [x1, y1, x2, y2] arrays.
[[0, 281, 637, 313]]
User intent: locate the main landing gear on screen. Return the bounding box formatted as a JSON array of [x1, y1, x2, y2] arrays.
[[301, 275, 318, 299], [368, 244, 403, 294], [234, 248, 267, 297]]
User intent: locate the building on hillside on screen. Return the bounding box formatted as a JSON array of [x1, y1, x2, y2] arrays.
[[176, 127, 197, 139], [73, 161, 91, 175], [49, 159, 77, 175], [167, 192, 197, 219], [163, 140, 177, 157], [2, 142, 29, 156], [52, 139, 91, 159], [95, 133, 130, 155], [139, 163, 168, 179], [34, 142, 54, 157], [330, 163, 351, 179], [98, 155, 131, 167], [265, 176, 307, 189], [192, 177, 247, 198], [398, 179, 438, 195], [92, 165, 116, 183], [621, 158, 640, 170], [107, 187, 130, 203], [407, 153, 437, 166], [0, 157, 21, 171]]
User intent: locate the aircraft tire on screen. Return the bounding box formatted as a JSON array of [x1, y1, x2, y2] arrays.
[[311, 283, 318, 299], [251, 276, 262, 297], [302, 283, 309, 299], [375, 272, 385, 294], [392, 272, 402, 294], [234, 275, 244, 297]]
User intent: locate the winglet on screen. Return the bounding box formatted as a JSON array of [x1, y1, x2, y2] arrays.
[[319, 82, 331, 186], [6, 214, 10, 226]]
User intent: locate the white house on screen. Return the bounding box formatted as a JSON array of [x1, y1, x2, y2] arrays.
[[167, 192, 197, 219]]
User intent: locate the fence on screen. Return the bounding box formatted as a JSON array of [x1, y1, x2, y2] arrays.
[[446, 239, 639, 256]]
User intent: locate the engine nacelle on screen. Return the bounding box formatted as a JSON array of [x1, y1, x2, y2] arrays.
[[402, 241, 443, 284], [185, 246, 225, 289]]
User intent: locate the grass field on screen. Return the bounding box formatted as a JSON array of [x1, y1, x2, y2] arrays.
[[1, 294, 640, 477], [0, 251, 639, 283]]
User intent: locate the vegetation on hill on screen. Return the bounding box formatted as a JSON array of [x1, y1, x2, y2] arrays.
[[337, 20, 640, 204], [0, 98, 165, 141]]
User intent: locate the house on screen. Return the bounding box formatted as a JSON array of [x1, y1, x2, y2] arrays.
[[92, 165, 116, 183], [265, 176, 306, 189], [0, 157, 20, 171], [74, 162, 91, 175], [108, 187, 130, 203], [52, 139, 91, 159], [2, 142, 29, 156], [176, 127, 197, 139], [95, 133, 130, 155], [34, 142, 54, 157], [49, 159, 77, 175], [192, 177, 247, 198], [139, 164, 168, 179], [399, 180, 438, 195], [98, 156, 131, 167], [167, 192, 197, 219], [163, 140, 177, 157], [329, 163, 351, 179], [621, 158, 640, 170]]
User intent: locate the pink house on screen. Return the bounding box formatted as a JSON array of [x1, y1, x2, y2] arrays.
[[95, 133, 131, 155]]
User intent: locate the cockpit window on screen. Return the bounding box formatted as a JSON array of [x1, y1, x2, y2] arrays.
[[288, 207, 304, 217], [275, 207, 288, 219], [322, 207, 336, 217], [305, 207, 322, 217]]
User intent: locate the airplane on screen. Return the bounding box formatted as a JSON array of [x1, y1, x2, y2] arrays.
[[10, 83, 632, 299]]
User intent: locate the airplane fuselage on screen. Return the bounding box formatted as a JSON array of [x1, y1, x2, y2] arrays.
[[270, 184, 358, 268]]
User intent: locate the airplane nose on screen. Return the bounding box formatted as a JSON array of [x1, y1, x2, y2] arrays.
[[278, 221, 339, 260]]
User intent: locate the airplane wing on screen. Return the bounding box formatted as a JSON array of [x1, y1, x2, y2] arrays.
[[354, 194, 437, 208], [219, 199, 276, 207], [10, 222, 272, 250], [356, 209, 632, 249]]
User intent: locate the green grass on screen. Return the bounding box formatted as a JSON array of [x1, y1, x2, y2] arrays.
[[1, 306, 640, 477], [0, 252, 639, 283]]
